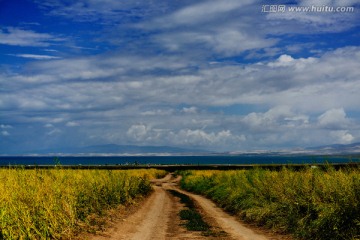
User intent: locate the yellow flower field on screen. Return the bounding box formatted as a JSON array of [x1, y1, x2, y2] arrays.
[[180, 166, 360, 240], [0, 168, 166, 239]]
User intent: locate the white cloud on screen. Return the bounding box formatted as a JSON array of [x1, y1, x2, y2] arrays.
[[47, 128, 61, 136], [35, 0, 170, 23], [151, 0, 254, 28], [1, 0, 360, 155], [300, 0, 358, 7], [170, 128, 245, 147], [268, 54, 316, 68], [125, 122, 246, 149], [8, 54, 61, 60], [153, 21, 276, 56], [2, 46, 359, 117], [50, 118, 65, 123], [201, 30, 277, 56], [330, 130, 354, 144], [141, 0, 279, 56], [0, 27, 59, 47], [1, 131, 10, 136], [66, 121, 80, 127], [127, 124, 151, 142], [318, 108, 350, 129], [1, 124, 12, 136], [182, 107, 198, 114], [266, 1, 358, 33], [141, 109, 174, 116], [243, 106, 309, 129]]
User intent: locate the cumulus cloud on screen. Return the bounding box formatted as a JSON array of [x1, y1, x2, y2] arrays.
[[127, 124, 152, 142], [125, 122, 246, 149], [330, 130, 354, 144], [170, 129, 245, 147], [243, 106, 309, 130], [318, 108, 351, 129], [267, 54, 316, 68], [1, 1, 360, 152], [1, 46, 360, 151], [176, 129, 222, 144]]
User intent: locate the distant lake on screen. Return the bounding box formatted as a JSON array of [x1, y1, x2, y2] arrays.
[[0, 155, 358, 166]]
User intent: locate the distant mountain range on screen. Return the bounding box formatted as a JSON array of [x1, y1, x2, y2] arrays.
[[4, 142, 360, 156], [24, 144, 208, 156], [305, 142, 360, 154], [227, 142, 360, 156]]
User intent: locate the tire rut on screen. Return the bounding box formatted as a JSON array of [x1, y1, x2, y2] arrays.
[[90, 173, 291, 240]]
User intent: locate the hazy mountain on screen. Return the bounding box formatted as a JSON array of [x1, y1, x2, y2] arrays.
[[79, 144, 207, 154], [305, 142, 360, 154], [5, 142, 360, 156], [21, 144, 209, 155]]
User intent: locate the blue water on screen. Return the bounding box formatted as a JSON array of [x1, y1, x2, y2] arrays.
[[0, 155, 358, 166]]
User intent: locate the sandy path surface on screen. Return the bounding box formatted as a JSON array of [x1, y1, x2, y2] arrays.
[[90, 174, 290, 240], [91, 174, 207, 240], [173, 187, 268, 240]]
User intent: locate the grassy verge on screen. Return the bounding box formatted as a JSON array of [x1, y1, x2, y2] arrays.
[[167, 189, 226, 237], [179, 166, 360, 240], [0, 168, 166, 239]]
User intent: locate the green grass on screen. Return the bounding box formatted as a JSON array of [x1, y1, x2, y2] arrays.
[[179, 209, 210, 231], [167, 189, 226, 237], [179, 166, 360, 240], [167, 189, 208, 231]]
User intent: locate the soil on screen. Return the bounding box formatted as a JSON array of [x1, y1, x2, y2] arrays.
[[89, 174, 293, 240]]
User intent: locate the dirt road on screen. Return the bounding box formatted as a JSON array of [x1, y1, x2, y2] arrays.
[[90, 174, 290, 240]]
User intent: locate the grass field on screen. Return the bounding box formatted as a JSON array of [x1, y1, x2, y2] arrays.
[[179, 166, 360, 240], [0, 168, 166, 239]]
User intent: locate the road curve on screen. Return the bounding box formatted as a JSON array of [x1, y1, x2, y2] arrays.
[[90, 173, 290, 240]]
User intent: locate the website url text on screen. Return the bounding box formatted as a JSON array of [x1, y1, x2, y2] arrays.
[[262, 5, 355, 13]]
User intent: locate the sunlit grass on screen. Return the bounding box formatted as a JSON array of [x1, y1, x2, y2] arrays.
[[179, 166, 360, 239], [0, 168, 166, 239]]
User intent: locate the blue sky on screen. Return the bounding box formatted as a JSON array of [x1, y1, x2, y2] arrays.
[[1, 0, 360, 154]]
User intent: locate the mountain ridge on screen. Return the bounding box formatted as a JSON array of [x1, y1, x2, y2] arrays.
[[20, 144, 209, 155], [304, 142, 360, 154], [3, 142, 360, 156]]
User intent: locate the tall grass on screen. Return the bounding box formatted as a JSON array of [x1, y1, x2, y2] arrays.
[[0, 168, 166, 239], [180, 167, 360, 240]]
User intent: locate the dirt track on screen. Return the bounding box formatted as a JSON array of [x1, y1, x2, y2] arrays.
[[90, 174, 290, 240]]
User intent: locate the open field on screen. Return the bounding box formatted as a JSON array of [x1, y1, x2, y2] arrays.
[[0, 168, 166, 239], [179, 167, 360, 239], [90, 173, 287, 240], [1, 162, 359, 171], [1, 165, 359, 239]]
